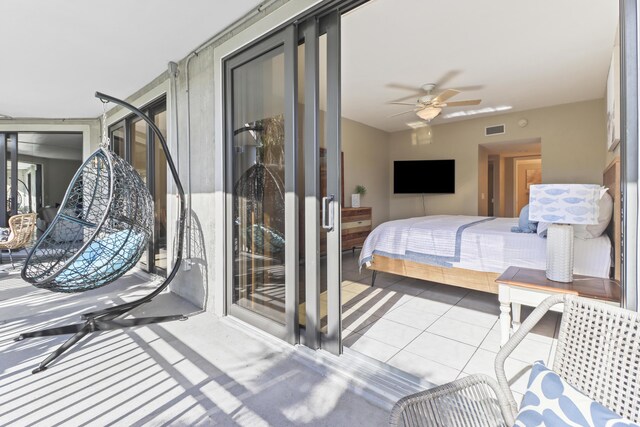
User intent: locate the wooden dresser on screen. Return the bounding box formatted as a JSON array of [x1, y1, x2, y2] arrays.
[[341, 207, 372, 252]]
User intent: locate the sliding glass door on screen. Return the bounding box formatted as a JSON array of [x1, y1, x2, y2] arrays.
[[225, 12, 342, 351], [226, 26, 299, 342]]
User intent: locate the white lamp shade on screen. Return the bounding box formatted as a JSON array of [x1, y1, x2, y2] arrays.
[[528, 184, 604, 225], [416, 107, 442, 121]]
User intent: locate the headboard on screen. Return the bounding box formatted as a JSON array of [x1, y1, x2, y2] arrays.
[[603, 157, 621, 280]]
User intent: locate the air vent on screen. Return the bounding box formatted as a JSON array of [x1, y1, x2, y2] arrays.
[[485, 124, 505, 136]]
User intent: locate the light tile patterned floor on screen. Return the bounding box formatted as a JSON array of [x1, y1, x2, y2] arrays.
[[341, 252, 560, 402], [1, 269, 387, 426]]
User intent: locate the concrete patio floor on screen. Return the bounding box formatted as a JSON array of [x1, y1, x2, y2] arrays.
[[0, 270, 388, 426]]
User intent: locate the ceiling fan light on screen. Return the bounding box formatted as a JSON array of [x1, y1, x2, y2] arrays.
[[416, 107, 442, 121]]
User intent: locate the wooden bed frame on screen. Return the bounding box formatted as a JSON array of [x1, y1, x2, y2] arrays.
[[367, 158, 621, 294]]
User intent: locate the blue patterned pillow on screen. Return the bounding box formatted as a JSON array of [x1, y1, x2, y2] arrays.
[[515, 361, 638, 427], [511, 204, 538, 234]]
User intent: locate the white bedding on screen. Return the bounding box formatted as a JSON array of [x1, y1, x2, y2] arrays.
[[359, 215, 612, 278]]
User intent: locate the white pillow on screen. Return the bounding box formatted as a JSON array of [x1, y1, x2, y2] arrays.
[[573, 191, 613, 239]]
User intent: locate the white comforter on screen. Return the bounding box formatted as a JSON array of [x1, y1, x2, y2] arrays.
[[359, 215, 612, 278]]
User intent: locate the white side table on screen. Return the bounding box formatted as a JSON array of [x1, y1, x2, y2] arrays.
[[496, 266, 620, 346]]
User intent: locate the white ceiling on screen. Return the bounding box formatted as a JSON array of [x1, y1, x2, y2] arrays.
[[18, 133, 83, 160], [341, 0, 619, 132], [0, 0, 261, 118], [0, 0, 619, 130]]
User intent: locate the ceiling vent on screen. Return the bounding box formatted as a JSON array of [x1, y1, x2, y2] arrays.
[[485, 124, 505, 136]]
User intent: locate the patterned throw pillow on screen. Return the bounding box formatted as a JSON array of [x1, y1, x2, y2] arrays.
[[0, 227, 9, 242], [515, 361, 638, 427]]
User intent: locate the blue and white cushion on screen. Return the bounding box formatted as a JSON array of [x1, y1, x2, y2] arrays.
[[515, 361, 638, 427], [511, 204, 538, 234]]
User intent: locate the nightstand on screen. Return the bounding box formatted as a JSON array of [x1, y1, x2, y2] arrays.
[[341, 207, 372, 253], [495, 266, 620, 346]]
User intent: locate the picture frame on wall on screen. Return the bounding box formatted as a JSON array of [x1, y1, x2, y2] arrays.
[[607, 49, 621, 151]]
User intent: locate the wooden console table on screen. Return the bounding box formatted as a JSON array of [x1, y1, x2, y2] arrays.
[[495, 266, 620, 346]]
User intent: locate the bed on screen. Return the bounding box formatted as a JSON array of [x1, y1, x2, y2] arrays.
[[359, 160, 620, 294]]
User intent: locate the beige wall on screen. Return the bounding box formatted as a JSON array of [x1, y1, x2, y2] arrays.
[[388, 99, 607, 220], [342, 117, 390, 227], [541, 99, 607, 183]]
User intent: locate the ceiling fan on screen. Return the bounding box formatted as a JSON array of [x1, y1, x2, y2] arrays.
[[388, 83, 482, 121]]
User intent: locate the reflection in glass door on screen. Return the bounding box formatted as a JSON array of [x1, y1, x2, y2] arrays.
[[226, 26, 298, 341]]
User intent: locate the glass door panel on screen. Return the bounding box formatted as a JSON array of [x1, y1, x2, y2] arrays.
[[226, 26, 298, 341], [153, 109, 168, 274], [111, 125, 126, 159], [131, 118, 148, 269], [131, 119, 147, 183], [232, 46, 287, 324]]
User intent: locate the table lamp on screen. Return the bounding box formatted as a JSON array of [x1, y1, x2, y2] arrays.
[[528, 184, 604, 282]]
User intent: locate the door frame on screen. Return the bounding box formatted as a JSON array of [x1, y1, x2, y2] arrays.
[[223, 25, 300, 343], [513, 157, 541, 215], [220, 7, 345, 352], [108, 98, 169, 276], [620, 0, 639, 311]]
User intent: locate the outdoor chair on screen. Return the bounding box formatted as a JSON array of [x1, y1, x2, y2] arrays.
[[0, 213, 37, 267], [389, 294, 640, 426]]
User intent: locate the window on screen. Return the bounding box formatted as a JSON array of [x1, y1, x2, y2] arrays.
[[108, 98, 168, 276]]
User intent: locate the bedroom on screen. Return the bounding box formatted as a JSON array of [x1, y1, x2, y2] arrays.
[[337, 0, 620, 388]]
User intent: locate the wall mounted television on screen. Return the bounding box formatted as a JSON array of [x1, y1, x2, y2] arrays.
[[393, 159, 455, 194]]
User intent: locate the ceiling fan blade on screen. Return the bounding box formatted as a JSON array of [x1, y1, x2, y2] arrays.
[[449, 84, 484, 92], [388, 102, 418, 106], [389, 93, 423, 103], [386, 83, 425, 103], [388, 109, 418, 118], [434, 70, 461, 89], [386, 83, 423, 92], [443, 99, 482, 107], [433, 89, 460, 103]]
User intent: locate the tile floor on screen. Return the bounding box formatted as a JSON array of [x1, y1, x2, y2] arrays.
[[341, 252, 560, 402], [0, 269, 387, 426]]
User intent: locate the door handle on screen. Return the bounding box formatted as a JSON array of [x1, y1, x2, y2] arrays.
[[322, 194, 335, 231]]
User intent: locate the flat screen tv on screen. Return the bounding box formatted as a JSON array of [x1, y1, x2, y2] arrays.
[[394, 159, 455, 194]]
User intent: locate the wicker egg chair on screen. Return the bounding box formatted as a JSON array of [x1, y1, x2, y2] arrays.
[[15, 92, 187, 374], [21, 147, 153, 291]]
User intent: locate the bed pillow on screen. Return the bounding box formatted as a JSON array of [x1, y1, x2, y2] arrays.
[[511, 204, 538, 234], [514, 361, 638, 427], [573, 191, 613, 239]]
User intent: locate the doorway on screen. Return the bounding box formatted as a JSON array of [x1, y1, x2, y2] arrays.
[[514, 158, 542, 214], [480, 139, 542, 217]]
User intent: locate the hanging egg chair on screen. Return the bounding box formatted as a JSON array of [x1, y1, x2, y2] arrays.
[[16, 92, 187, 374], [21, 147, 153, 292]]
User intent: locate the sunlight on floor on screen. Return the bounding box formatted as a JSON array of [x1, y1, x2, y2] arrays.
[[0, 270, 387, 426], [341, 252, 559, 402]]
